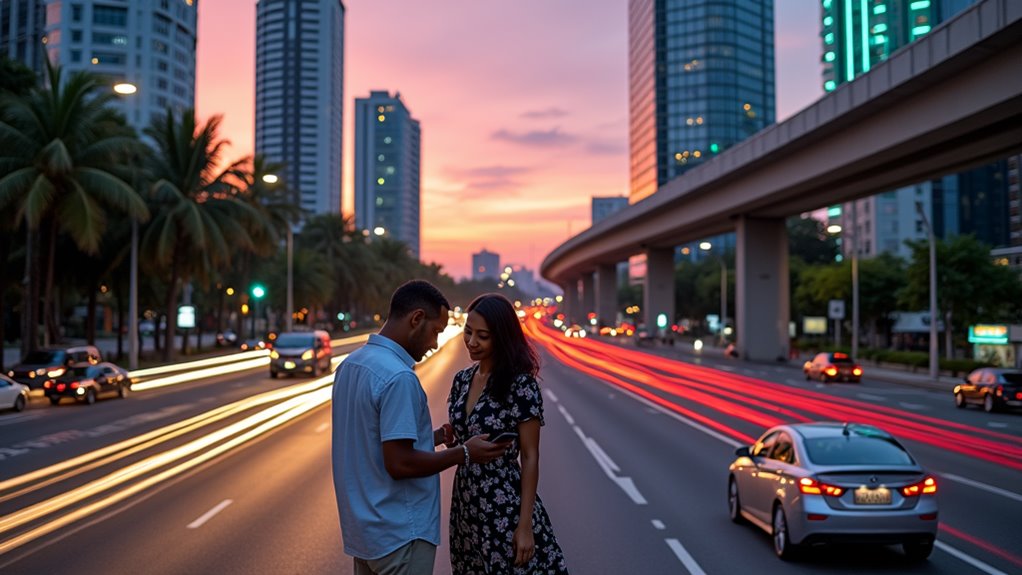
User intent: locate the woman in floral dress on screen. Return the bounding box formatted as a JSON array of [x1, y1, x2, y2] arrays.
[[447, 293, 569, 574]]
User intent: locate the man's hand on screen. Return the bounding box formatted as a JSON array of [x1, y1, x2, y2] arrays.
[[463, 434, 509, 464], [433, 423, 455, 447]]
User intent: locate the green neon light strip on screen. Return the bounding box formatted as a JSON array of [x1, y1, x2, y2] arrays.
[[860, 0, 870, 72], [845, 0, 854, 81]]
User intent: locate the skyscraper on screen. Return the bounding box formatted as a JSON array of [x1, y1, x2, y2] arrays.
[[255, 0, 345, 217], [628, 0, 775, 203], [591, 196, 629, 225], [824, 0, 1011, 257], [472, 249, 500, 282], [2, 0, 198, 129], [354, 91, 421, 258]]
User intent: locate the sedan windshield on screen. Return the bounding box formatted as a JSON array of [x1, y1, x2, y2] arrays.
[[804, 436, 914, 465], [22, 350, 66, 365], [1001, 373, 1022, 385], [275, 334, 315, 348]]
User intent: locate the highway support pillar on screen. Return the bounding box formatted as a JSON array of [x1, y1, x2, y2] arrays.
[[736, 216, 789, 362], [561, 278, 580, 325], [581, 273, 596, 327], [596, 263, 618, 328], [643, 247, 675, 337]]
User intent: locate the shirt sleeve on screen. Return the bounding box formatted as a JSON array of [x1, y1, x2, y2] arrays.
[[379, 371, 424, 442], [512, 374, 545, 426]]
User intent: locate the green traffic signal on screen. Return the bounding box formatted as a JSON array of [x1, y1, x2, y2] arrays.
[[709, 142, 720, 153], [251, 284, 266, 299]]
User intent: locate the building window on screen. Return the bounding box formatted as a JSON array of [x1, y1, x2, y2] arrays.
[[92, 52, 126, 66], [93, 6, 128, 27], [71, 4, 83, 22]]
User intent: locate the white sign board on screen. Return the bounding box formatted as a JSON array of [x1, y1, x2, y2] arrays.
[[178, 305, 196, 329], [828, 299, 846, 320]]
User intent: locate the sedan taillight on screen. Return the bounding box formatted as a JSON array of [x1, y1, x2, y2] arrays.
[[824, 366, 838, 377], [902, 476, 937, 496], [799, 477, 844, 497], [852, 366, 863, 376]]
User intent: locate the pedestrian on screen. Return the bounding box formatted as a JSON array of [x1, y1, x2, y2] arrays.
[[332, 280, 508, 575], [447, 293, 569, 574]]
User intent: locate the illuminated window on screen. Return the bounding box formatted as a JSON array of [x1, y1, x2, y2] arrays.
[[872, 23, 887, 33], [824, 32, 835, 44], [873, 4, 886, 14], [824, 51, 835, 62], [823, 16, 833, 26], [910, 0, 930, 9], [824, 80, 836, 91]]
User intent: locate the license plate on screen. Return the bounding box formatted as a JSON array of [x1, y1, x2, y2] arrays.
[[854, 486, 891, 505], [284, 361, 296, 369]]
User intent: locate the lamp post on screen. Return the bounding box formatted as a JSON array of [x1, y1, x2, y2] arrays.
[[699, 242, 727, 345], [117, 81, 140, 371], [850, 201, 859, 361], [250, 284, 266, 339], [261, 174, 292, 333], [915, 201, 939, 379]]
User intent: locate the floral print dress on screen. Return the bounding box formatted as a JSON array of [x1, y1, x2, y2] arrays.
[[448, 364, 569, 575]]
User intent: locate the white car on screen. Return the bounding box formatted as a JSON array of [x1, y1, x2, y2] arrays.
[[0, 374, 30, 412]]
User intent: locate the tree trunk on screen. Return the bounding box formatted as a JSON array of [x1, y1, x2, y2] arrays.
[[195, 310, 203, 353], [115, 285, 124, 361], [0, 228, 9, 372], [43, 219, 59, 346], [162, 250, 181, 363], [21, 226, 37, 356], [85, 278, 98, 345], [945, 309, 953, 360]]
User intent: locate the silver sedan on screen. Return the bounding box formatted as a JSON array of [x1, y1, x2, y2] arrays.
[[727, 422, 938, 561]]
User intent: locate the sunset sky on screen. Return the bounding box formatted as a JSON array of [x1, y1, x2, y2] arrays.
[[196, 1, 822, 280]]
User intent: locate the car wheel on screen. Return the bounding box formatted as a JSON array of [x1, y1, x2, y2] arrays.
[[954, 392, 965, 408], [118, 383, 129, 398], [84, 389, 96, 405], [804, 372, 810, 381], [311, 362, 319, 377], [49, 396, 61, 406], [772, 505, 799, 560], [14, 395, 26, 412], [728, 477, 746, 524], [819, 373, 828, 383], [903, 540, 934, 561], [270, 370, 278, 379], [984, 394, 996, 413]]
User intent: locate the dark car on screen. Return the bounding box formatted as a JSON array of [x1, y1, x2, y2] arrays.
[[803, 352, 863, 383], [43, 362, 130, 406], [269, 331, 332, 378], [6, 345, 102, 390], [954, 368, 1022, 413]]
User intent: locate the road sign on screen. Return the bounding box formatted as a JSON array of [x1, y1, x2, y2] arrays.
[[178, 305, 195, 329], [828, 299, 845, 320]]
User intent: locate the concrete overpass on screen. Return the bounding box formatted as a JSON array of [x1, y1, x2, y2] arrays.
[[541, 0, 1022, 361]]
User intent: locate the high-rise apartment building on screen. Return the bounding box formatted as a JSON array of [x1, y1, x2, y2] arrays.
[[628, 0, 775, 203], [354, 91, 421, 258], [2, 0, 197, 129], [824, 0, 1011, 258], [255, 0, 345, 217], [472, 249, 500, 282]]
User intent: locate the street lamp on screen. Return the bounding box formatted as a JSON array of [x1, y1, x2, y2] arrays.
[[915, 201, 939, 379], [118, 81, 140, 371], [699, 242, 727, 345], [262, 173, 292, 332]]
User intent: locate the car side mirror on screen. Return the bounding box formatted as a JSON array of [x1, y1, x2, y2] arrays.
[[735, 446, 751, 458]]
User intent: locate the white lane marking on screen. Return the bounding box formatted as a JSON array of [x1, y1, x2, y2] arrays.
[[0, 413, 41, 427], [898, 402, 928, 411], [987, 422, 1008, 429], [717, 365, 735, 372], [935, 541, 1009, 575], [557, 404, 575, 426], [187, 499, 233, 529], [651, 519, 666, 530], [570, 425, 646, 505], [856, 393, 886, 401], [939, 472, 1022, 503], [544, 389, 559, 403], [665, 538, 707, 575], [785, 379, 805, 386], [315, 422, 330, 433], [599, 382, 742, 448]]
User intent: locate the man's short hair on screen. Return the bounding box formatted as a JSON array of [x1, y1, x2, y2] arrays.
[[388, 280, 451, 320]]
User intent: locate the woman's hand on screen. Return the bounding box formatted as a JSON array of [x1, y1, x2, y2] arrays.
[[433, 423, 455, 447], [512, 524, 535, 566]]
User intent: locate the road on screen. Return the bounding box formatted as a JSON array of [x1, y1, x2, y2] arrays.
[[0, 322, 1019, 574]]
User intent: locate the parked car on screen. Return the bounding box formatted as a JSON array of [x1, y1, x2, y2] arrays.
[[216, 329, 238, 347], [803, 352, 863, 383], [954, 368, 1022, 413], [239, 338, 266, 351], [269, 330, 332, 378], [728, 422, 937, 561], [6, 345, 102, 390], [0, 374, 29, 412], [43, 362, 130, 405]]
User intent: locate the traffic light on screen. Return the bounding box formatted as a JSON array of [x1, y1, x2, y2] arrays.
[[709, 142, 720, 154], [251, 284, 266, 299]]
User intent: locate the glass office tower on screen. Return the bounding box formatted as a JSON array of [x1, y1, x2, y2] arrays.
[[629, 0, 775, 203]]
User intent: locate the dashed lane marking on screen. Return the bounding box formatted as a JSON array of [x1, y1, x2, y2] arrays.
[[187, 499, 233, 529], [665, 538, 707, 575]]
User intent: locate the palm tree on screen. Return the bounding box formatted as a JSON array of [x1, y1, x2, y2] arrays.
[[143, 109, 260, 361], [0, 63, 148, 351]]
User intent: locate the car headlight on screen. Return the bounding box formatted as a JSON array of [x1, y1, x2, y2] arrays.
[[270, 350, 280, 359], [47, 367, 66, 378], [36, 368, 48, 376], [301, 350, 314, 361]]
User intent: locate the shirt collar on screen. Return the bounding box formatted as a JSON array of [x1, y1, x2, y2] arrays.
[[367, 333, 416, 368]]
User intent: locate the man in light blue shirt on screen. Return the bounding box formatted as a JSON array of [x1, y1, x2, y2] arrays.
[[332, 280, 507, 575]]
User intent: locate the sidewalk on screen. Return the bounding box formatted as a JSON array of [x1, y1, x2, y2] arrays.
[[608, 337, 959, 393]]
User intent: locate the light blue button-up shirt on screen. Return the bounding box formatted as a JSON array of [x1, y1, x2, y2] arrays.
[[331, 334, 439, 559]]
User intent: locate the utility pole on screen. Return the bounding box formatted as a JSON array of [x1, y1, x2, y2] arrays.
[[916, 202, 938, 380]]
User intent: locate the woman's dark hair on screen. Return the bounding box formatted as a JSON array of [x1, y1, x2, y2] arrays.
[[388, 280, 451, 320], [467, 293, 540, 403]]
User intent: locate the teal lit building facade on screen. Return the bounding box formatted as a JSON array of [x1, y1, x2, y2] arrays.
[[628, 0, 775, 203]]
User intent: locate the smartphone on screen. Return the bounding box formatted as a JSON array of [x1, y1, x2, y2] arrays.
[[488, 431, 519, 443]]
